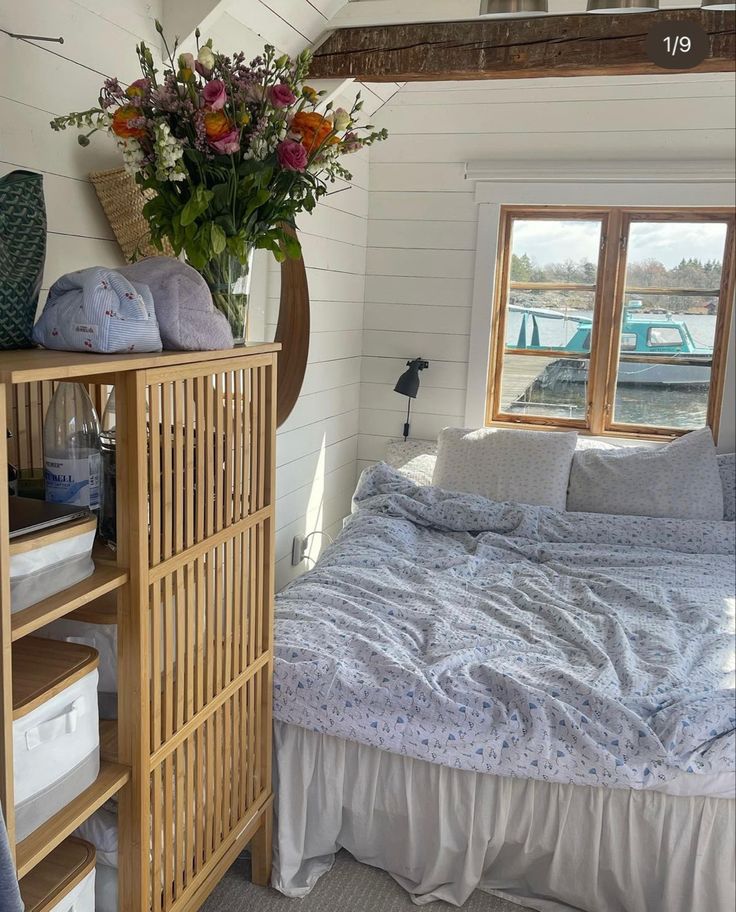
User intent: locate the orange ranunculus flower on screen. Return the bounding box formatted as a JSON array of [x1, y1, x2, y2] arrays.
[[291, 111, 337, 152], [111, 106, 146, 139], [203, 110, 234, 142]]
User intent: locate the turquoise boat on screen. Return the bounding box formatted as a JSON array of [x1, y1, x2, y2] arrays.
[[511, 301, 712, 390]]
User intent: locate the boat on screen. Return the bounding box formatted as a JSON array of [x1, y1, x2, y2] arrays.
[[507, 300, 713, 423], [511, 300, 712, 392]]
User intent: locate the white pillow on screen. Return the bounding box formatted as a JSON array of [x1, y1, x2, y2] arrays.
[[567, 428, 724, 520], [717, 453, 735, 521], [432, 427, 578, 510]]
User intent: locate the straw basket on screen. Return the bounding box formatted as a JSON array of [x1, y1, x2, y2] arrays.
[[89, 168, 173, 262]]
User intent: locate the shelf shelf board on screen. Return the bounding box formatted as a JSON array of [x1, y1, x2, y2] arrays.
[[16, 761, 130, 879], [11, 565, 128, 641], [0, 343, 281, 385], [99, 720, 118, 762]]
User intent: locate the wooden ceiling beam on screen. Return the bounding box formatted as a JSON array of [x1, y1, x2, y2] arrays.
[[309, 9, 736, 82]]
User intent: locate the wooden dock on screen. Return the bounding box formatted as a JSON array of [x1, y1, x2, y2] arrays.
[[500, 356, 556, 405]]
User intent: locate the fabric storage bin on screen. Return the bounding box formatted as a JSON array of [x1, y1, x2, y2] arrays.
[[10, 515, 96, 614], [19, 837, 96, 912], [39, 592, 118, 720], [75, 802, 118, 912], [12, 637, 100, 841]]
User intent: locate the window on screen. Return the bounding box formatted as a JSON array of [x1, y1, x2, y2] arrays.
[[487, 207, 735, 438]]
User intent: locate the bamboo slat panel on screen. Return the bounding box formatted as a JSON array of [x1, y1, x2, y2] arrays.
[[143, 357, 276, 910], [6, 382, 111, 471]]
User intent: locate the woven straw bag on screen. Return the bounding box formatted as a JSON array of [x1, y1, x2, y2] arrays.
[[89, 168, 173, 262]]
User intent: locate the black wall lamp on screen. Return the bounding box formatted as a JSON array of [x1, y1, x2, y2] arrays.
[[394, 358, 429, 441]]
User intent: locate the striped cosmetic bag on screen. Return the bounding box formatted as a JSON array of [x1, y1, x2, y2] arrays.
[[32, 267, 162, 353]]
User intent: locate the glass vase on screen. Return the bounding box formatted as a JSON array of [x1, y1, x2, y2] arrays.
[[201, 248, 254, 344]]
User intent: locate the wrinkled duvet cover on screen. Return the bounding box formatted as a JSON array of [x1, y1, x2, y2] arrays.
[[273, 464, 736, 793]]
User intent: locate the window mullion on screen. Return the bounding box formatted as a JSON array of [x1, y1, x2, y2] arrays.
[[587, 209, 622, 435]]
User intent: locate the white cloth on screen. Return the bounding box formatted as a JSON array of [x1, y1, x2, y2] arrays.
[[272, 721, 736, 912]]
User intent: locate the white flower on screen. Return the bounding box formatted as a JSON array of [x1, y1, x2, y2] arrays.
[[198, 45, 215, 72], [152, 121, 186, 182], [333, 108, 351, 132], [116, 138, 146, 178]]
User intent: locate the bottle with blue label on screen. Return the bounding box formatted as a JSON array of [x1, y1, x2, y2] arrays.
[[43, 382, 101, 511]]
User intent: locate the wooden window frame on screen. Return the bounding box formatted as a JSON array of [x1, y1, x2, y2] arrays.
[[486, 205, 736, 440]]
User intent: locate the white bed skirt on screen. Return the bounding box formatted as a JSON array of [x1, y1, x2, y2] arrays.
[[272, 722, 735, 912]]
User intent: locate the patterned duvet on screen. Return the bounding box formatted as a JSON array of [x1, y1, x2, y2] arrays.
[[273, 464, 736, 792]]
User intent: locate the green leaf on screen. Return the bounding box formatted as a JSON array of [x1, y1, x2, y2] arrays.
[[180, 186, 214, 227], [210, 222, 226, 256], [281, 232, 302, 260]]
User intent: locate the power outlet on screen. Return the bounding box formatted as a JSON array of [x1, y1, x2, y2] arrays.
[[291, 535, 307, 566]]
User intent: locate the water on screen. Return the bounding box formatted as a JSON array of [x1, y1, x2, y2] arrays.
[[504, 312, 716, 429]]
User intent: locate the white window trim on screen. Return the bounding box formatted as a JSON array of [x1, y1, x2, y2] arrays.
[[464, 175, 736, 451]]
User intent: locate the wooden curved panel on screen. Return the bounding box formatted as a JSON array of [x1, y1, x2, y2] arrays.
[[274, 229, 310, 427]]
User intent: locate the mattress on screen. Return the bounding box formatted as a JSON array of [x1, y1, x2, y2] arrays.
[[274, 463, 736, 797], [272, 721, 735, 912]]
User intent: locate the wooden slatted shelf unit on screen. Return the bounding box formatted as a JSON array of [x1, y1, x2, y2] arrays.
[[0, 343, 279, 911]]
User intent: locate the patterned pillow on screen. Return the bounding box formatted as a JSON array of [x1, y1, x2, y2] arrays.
[[718, 453, 735, 521], [432, 427, 578, 510], [385, 439, 437, 486], [567, 428, 724, 521]]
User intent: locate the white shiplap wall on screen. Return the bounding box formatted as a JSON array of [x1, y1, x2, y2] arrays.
[[360, 74, 736, 472], [0, 0, 164, 290], [268, 147, 370, 590], [183, 1, 375, 590], [0, 0, 371, 591]]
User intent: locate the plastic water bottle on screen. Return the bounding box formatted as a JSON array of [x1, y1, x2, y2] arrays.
[[43, 382, 102, 511], [99, 389, 117, 543]]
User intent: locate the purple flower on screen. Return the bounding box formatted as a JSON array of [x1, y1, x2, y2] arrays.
[[277, 139, 308, 172], [203, 79, 227, 110], [269, 82, 296, 108]]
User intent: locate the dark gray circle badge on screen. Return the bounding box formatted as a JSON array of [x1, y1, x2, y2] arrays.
[[646, 21, 710, 69]]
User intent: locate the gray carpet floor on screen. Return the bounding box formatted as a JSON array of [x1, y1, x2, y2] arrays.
[[201, 850, 531, 911]]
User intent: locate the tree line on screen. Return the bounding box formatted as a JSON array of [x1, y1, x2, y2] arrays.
[[510, 254, 722, 313]]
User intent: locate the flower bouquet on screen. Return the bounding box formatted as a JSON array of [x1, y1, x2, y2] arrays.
[[51, 23, 387, 340]]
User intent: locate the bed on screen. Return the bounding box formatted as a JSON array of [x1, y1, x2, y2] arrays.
[[271, 441, 736, 912]]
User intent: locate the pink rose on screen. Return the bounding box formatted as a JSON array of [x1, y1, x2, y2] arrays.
[[211, 128, 241, 154], [203, 79, 227, 110], [277, 139, 308, 172], [269, 82, 297, 109]]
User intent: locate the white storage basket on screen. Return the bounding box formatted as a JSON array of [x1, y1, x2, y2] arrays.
[[10, 516, 96, 614], [46, 865, 95, 912], [19, 837, 96, 912], [13, 638, 100, 841], [39, 608, 118, 720]]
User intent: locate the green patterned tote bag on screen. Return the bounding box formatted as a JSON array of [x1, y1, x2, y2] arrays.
[[0, 170, 47, 349]]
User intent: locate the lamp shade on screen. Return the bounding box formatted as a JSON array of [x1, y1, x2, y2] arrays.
[[394, 358, 429, 399], [587, 0, 659, 10]]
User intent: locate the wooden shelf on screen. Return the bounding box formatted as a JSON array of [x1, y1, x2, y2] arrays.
[[11, 564, 127, 641], [68, 589, 118, 626], [0, 343, 281, 384], [16, 761, 130, 879], [99, 719, 118, 762], [19, 837, 95, 912]]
